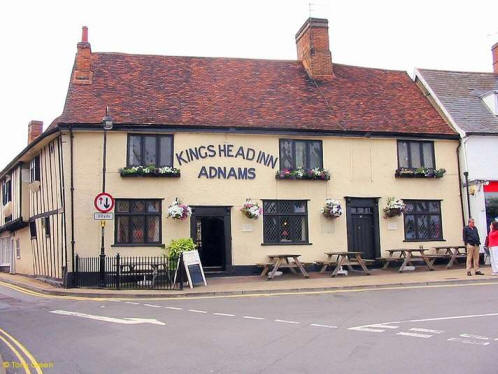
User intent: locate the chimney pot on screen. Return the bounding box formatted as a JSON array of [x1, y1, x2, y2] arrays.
[[295, 18, 334, 80], [82, 26, 88, 43], [492, 42, 498, 74], [28, 120, 43, 144]]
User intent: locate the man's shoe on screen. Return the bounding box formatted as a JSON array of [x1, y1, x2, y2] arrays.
[[475, 271, 484, 275], [467, 271, 472, 276]]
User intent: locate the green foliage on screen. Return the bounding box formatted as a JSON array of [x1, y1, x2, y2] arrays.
[[165, 238, 196, 260]]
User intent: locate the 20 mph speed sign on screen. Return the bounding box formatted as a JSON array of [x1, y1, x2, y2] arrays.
[[94, 192, 115, 213]]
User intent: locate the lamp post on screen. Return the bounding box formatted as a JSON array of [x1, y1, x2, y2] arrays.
[[100, 106, 113, 287]]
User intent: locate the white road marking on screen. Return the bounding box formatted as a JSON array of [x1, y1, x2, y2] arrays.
[[410, 328, 443, 334], [50, 310, 165, 325], [275, 319, 300, 324], [143, 304, 161, 308], [409, 312, 498, 323], [448, 338, 490, 346], [243, 316, 264, 320], [213, 313, 235, 317], [188, 309, 208, 314], [397, 332, 432, 339], [459, 334, 489, 340], [165, 306, 183, 311], [370, 324, 399, 329], [348, 327, 385, 333], [310, 324, 338, 329], [125, 302, 139, 305]]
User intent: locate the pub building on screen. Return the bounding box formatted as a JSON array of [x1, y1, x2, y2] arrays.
[[0, 18, 463, 284]]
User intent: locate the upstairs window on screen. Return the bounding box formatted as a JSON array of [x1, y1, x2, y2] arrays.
[[397, 140, 435, 169], [29, 221, 37, 239], [127, 135, 173, 167], [279, 139, 323, 170], [1, 180, 11, 205], [30, 156, 40, 182]]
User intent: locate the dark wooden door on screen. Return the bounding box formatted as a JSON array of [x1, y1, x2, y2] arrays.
[[190, 206, 232, 273], [346, 198, 380, 260]]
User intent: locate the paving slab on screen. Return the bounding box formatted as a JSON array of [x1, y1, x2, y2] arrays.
[[1, 266, 497, 299]]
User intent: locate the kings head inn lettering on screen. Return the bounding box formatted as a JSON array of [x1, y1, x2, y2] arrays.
[[175, 144, 278, 180]]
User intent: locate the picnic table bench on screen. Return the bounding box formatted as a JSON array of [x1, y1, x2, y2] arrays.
[[379, 248, 435, 272], [258, 254, 310, 280], [316, 251, 372, 277], [430, 245, 467, 268]]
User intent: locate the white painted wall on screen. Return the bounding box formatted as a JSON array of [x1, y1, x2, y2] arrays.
[[463, 135, 498, 180]]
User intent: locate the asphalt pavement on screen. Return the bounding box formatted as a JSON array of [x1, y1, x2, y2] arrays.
[[1, 281, 498, 373]]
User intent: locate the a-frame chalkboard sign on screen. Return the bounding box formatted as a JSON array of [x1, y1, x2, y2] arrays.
[[180, 250, 207, 288]]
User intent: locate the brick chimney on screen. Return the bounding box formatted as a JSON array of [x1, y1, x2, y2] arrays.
[[492, 42, 498, 74], [295, 18, 334, 80], [28, 120, 43, 144], [72, 26, 93, 85]]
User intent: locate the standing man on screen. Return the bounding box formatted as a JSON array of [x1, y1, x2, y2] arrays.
[[463, 218, 484, 276]]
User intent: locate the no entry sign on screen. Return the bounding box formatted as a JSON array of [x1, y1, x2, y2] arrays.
[[94, 192, 115, 213]]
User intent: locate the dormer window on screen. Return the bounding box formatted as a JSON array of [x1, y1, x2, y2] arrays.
[[482, 90, 498, 116]]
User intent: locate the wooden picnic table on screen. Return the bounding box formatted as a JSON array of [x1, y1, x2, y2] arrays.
[[320, 251, 371, 277], [260, 254, 309, 280], [431, 245, 467, 268], [383, 248, 435, 272]]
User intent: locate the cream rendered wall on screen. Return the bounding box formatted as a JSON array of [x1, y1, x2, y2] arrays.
[[70, 131, 462, 265], [13, 227, 33, 275]]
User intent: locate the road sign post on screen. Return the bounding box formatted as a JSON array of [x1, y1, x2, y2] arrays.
[[94, 192, 114, 288]]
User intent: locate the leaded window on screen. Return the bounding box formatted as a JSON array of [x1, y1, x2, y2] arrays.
[[397, 140, 435, 169], [1, 180, 11, 205], [115, 199, 162, 245], [127, 135, 173, 167], [404, 200, 442, 241], [263, 200, 309, 244], [30, 156, 40, 182], [279, 139, 323, 170]]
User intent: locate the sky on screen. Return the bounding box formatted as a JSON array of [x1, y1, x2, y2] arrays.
[[1, 0, 497, 169]]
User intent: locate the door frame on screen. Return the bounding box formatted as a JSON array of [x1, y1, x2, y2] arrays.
[[345, 197, 381, 259], [189, 206, 232, 273]]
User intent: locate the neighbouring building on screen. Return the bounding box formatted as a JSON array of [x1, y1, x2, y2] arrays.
[[415, 42, 498, 243], [0, 18, 463, 285]]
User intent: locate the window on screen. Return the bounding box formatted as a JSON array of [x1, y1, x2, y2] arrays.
[[115, 199, 162, 245], [44, 216, 51, 238], [263, 200, 309, 244], [127, 135, 173, 167], [2, 180, 11, 205], [30, 156, 40, 182], [397, 140, 435, 169], [404, 200, 443, 241], [279, 139, 323, 170], [29, 221, 37, 239]]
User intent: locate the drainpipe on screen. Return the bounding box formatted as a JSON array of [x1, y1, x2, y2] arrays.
[[464, 171, 471, 220], [70, 125, 75, 275], [456, 142, 465, 227]]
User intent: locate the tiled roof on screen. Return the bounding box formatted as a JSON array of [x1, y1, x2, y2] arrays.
[[56, 53, 456, 136], [417, 69, 498, 134]]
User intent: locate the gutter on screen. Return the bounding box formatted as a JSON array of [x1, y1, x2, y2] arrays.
[[456, 142, 465, 227], [70, 125, 75, 274]]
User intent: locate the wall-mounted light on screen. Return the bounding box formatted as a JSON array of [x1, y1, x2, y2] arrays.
[[102, 106, 113, 130]]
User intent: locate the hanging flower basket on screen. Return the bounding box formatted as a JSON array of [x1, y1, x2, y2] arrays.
[[240, 199, 262, 219], [383, 197, 406, 218], [321, 199, 343, 218], [167, 199, 192, 220]]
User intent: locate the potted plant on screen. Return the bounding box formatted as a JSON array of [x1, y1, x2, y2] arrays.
[[240, 199, 262, 219], [383, 197, 406, 218], [321, 199, 343, 218], [165, 238, 197, 262], [167, 199, 192, 220]]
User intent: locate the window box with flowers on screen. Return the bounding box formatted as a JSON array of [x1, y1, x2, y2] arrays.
[[395, 167, 446, 179], [120, 165, 181, 177], [383, 197, 406, 218], [321, 199, 343, 218], [275, 168, 330, 181]]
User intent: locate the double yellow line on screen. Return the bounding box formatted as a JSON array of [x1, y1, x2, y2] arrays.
[[0, 281, 108, 301], [0, 328, 42, 374]]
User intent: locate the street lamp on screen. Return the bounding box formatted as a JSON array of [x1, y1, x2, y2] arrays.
[[100, 106, 113, 287]]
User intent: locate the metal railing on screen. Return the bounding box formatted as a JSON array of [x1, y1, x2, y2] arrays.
[[74, 254, 183, 290]]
